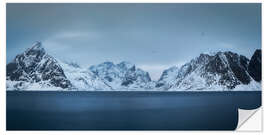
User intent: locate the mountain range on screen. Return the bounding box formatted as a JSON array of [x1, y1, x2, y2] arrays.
[[6, 41, 261, 91]]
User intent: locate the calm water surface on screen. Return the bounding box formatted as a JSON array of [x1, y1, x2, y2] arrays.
[[7, 91, 261, 130]]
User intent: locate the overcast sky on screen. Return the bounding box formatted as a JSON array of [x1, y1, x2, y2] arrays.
[[7, 3, 261, 80]]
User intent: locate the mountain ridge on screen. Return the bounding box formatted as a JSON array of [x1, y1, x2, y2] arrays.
[[7, 41, 261, 91], [7, 41, 72, 90], [156, 51, 261, 91]]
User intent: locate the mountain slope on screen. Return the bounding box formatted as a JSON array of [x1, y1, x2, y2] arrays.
[[6, 42, 72, 90], [89, 61, 153, 90], [7, 41, 261, 91], [156, 51, 261, 91], [6, 42, 112, 91], [248, 49, 262, 82], [59, 61, 112, 90]]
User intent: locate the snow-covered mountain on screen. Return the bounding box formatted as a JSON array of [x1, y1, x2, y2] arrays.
[[6, 42, 152, 91], [58, 61, 112, 90], [6, 41, 72, 90], [7, 41, 261, 91], [156, 51, 261, 91], [6, 42, 111, 91], [89, 61, 153, 90]]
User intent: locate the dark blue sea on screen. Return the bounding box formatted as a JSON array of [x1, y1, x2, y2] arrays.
[[7, 91, 261, 130]]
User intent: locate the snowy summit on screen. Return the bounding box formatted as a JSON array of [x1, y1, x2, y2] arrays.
[[6, 42, 261, 91]]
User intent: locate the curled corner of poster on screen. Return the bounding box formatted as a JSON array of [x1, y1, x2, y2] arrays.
[[236, 107, 262, 131]]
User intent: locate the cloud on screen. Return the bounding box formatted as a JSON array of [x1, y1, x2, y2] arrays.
[[42, 31, 101, 56], [48, 31, 100, 39]]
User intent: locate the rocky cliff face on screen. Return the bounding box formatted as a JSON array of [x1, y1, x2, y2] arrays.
[[248, 49, 262, 82], [7, 42, 72, 90], [7, 42, 153, 90], [156, 51, 261, 91]]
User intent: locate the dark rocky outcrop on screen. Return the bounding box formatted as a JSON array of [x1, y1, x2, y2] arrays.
[[157, 51, 255, 90], [248, 49, 262, 82], [6, 41, 72, 89]]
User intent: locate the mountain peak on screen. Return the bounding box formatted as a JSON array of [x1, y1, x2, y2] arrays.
[[248, 49, 261, 82], [254, 49, 262, 58], [98, 62, 115, 69], [25, 41, 46, 56], [30, 41, 44, 50], [7, 41, 72, 90], [117, 61, 135, 69], [200, 51, 236, 57], [200, 51, 217, 56], [157, 50, 257, 90]]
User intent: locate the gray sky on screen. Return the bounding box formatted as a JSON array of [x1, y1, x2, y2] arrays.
[[7, 3, 261, 80]]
